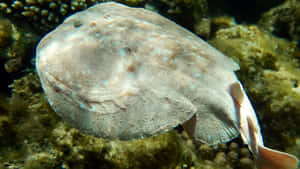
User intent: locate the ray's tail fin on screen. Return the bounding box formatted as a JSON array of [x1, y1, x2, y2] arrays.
[[257, 145, 299, 169], [247, 116, 299, 169], [230, 82, 299, 169]]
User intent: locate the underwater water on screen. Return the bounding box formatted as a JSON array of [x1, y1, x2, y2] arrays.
[[0, 0, 299, 169]]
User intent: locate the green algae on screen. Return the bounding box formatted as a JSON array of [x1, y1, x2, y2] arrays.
[[209, 22, 300, 155], [259, 0, 300, 41]]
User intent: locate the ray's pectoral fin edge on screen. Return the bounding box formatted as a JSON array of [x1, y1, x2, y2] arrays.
[[182, 112, 239, 145]]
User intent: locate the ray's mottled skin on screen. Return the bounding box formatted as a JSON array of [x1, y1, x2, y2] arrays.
[[36, 2, 299, 169]]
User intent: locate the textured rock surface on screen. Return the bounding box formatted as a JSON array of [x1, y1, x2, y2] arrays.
[[209, 23, 300, 154], [258, 0, 300, 41]]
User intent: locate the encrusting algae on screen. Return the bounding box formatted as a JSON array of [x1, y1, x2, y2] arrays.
[[0, 0, 299, 169], [209, 23, 300, 150], [258, 0, 300, 42]]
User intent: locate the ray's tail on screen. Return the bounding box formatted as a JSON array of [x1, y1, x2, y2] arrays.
[[257, 145, 299, 169], [230, 82, 299, 169], [247, 117, 299, 169]]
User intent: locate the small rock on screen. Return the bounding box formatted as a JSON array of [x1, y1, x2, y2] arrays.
[[239, 157, 254, 169], [227, 150, 239, 163], [214, 152, 227, 165]]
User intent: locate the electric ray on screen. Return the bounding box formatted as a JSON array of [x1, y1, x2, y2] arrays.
[[36, 2, 299, 169]]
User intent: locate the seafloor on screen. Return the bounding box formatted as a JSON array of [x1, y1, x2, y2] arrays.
[[0, 0, 299, 169]]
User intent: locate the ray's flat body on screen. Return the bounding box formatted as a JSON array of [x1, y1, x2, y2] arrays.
[[36, 2, 299, 169]]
